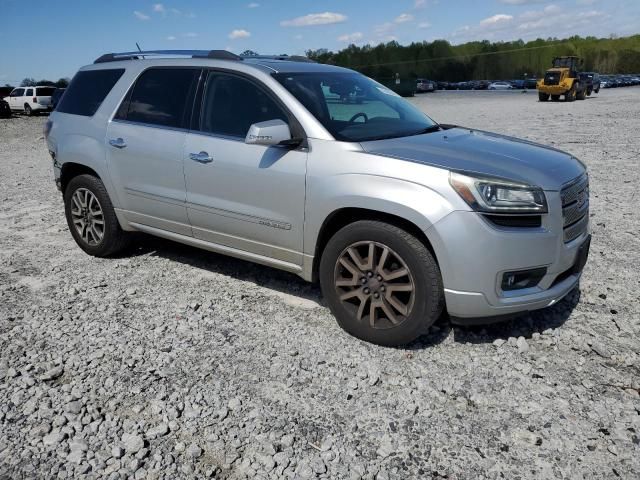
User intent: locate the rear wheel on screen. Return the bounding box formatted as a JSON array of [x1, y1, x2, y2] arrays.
[[576, 85, 586, 100], [538, 92, 550, 102], [319, 220, 443, 347], [24, 104, 32, 116], [64, 174, 130, 257]]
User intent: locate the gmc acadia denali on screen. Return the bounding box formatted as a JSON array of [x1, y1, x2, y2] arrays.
[[45, 50, 590, 346]]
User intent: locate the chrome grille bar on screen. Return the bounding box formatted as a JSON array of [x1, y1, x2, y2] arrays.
[[560, 173, 589, 243]]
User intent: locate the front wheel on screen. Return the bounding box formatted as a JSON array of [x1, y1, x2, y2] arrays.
[[538, 92, 550, 101], [319, 221, 443, 347], [64, 174, 130, 257]]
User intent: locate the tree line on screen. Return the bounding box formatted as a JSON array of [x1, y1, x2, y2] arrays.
[[3, 78, 70, 90], [305, 34, 640, 82]]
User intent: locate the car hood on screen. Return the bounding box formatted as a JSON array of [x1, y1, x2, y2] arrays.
[[360, 127, 585, 190]]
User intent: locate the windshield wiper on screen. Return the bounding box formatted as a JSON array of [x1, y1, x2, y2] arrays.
[[409, 125, 441, 136]]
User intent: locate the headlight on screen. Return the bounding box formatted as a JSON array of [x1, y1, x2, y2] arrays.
[[449, 171, 547, 214]]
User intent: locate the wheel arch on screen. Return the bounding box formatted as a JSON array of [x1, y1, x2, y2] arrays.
[[311, 207, 440, 283], [60, 162, 102, 194]]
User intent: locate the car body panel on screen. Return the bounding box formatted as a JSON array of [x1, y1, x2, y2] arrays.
[[360, 127, 585, 190]]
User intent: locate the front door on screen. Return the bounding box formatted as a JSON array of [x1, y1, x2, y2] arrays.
[[105, 67, 200, 235], [183, 71, 307, 267]]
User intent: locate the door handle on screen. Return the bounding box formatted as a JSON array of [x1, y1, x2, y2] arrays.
[[189, 151, 213, 164], [109, 138, 127, 149]]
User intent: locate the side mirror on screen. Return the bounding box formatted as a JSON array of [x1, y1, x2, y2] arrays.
[[245, 119, 300, 147]]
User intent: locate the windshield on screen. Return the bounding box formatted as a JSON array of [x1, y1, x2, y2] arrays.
[[273, 71, 437, 142]]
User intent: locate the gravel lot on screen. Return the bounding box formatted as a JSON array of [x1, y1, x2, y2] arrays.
[[1, 88, 639, 479]]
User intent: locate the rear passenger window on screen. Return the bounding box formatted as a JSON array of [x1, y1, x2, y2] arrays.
[[57, 69, 124, 116], [25, 89, 33, 96], [116, 68, 199, 129]]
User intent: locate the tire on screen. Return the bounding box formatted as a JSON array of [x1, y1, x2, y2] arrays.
[[64, 174, 130, 257], [24, 104, 32, 116], [586, 88, 592, 96], [594, 88, 600, 94], [319, 220, 443, 347], [565, 84, 576, 102], [538, 92, 550, 101], [576, 86, 586, 100]]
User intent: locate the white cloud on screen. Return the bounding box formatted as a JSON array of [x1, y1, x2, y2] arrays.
[[183, 32, 198, 38], [228, 29, 251, 39], [418, 21, 432, 28], [280, 12, 347, 27], [395, 13, 414, 23], [479, 14, 514, 26], [247, 2, 260, 7], [337, 32, 363, 43], [167, 35, 176, 41], [133, 11, 150, 21], [153, 4, 165, 14]]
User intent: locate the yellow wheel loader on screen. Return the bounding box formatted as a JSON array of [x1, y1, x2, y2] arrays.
[[537, 56, 586, 102]]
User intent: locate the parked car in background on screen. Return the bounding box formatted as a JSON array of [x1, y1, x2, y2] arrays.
[[46, 49, 590, 346], [436, 81, 449, 90], [488, 81, 513, 90], [524, 78, 538, 89], [416, 78, 436, 93], [6, 86, 55, 115], [51, 88, 66, 109], [579, 72, 601, 95], [510, 79, 525, 89], [0, 99, 10, 118]]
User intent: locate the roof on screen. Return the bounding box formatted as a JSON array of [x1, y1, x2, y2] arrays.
[[90, 49, 351, 74]]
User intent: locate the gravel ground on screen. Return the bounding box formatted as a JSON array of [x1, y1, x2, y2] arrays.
[[1, 88, 639, 480]]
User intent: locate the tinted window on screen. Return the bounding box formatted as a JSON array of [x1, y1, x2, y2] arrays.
[[199, 73, 288, 137], [119, 68, 199, 129], [57, 69, 124, 116], [274, 72, 435, 142], [25, 89, 33, 97], [36, 87, 55, 96], [11, 89, 24, 97]]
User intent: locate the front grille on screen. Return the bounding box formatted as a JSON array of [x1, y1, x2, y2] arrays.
[[544, 72, 561, 85], [561, 174, 589, 243]]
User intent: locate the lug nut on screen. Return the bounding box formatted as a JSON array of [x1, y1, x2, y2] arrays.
[[363, 287, 370, 294], [367, 271, 374, 278], [361, 277, 367, 284], [380, 285, 385, 292], [377, 275, 382, 281], [374, 292, 380, 299]]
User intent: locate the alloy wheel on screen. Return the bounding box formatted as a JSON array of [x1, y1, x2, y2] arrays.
[[70, 188, 105, 246], [334, 241, 415, 329]]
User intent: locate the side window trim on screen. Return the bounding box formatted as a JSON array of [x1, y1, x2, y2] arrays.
[[192, 68, 306, 144], [113, 66, 202, 131]]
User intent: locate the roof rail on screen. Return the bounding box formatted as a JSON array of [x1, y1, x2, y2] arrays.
[[242, 55, 316, 63], [94, 49, 242, 64]]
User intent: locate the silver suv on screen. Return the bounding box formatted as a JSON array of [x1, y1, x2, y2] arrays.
[[45, 50, 590, 346]]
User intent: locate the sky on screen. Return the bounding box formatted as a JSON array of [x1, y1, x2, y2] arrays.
[[1, 0, 639, 84]]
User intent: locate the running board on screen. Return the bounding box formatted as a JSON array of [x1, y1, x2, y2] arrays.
[[129, 222, 304, 276]]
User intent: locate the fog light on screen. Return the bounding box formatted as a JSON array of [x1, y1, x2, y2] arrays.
[[501, 267, 547, 291]]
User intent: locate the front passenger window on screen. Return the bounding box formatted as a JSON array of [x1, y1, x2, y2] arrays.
[[199, 73, 288, 138]]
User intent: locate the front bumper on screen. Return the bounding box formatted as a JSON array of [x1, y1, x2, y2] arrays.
[[538, 85, 569, 95], [425, 200, 589, 320]]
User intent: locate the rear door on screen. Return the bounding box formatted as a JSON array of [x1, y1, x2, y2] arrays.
[[36, 87, 55, 107], [182, 70, 307, 267], [106, 67, 200, 236]]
